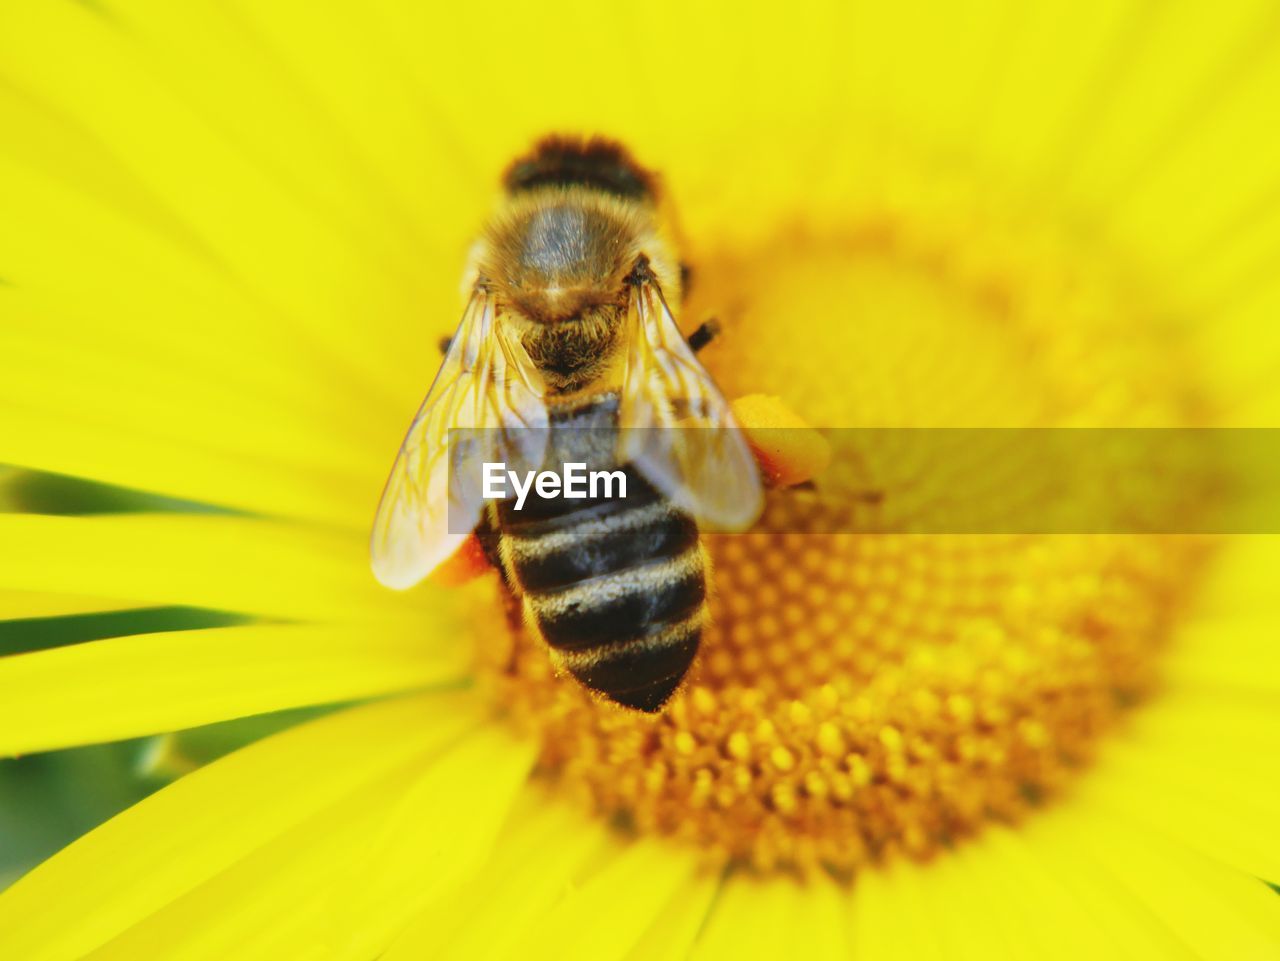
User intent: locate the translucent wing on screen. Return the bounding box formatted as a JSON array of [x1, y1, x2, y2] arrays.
[[371, 289, 547, 589], [618, 268, 763, 530]]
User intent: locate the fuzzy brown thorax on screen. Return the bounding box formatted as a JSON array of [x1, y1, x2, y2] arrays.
[[472, 186, 679, 392]]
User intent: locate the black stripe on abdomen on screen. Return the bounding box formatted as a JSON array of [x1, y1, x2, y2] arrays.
[[506, 501, 699, 593], [526, 551, 704, 652]]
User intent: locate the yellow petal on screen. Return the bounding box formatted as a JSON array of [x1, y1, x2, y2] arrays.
[[1192, 536, 1280, 617], [0, 154, 408, 433], [318, 725, 537, 960], [1165, 613, 1280, 690], [1078, 769, 1280, 903], [179, 0, 488, 248], [1067, 682, 1280, 882], [89, 0, 466, 286], [622, 870, 723, 961], [976, 821, 1197, 960], [848, 860, 946, 961], [1109, 686, 1280, 766], [0, 591, 142, 620], [81, 764, 421, 961], [0, 282, 392, 452], [0, 692, 483, 961], [0, 401, 366, 527], [1060, 1, 1272, 213], [0, 321, 381, 491], [693, 872, 845, 961], [78, 720, 534, 961], [0, 513, 450, 622], [0, 151, 406, 442], [0, 98, 456, 514], [967, 0, 1138, 185], [0, 622, 466, 755], [512, 836, 699, 961], [905, 838, 1021, 961], [1059, 808, 1280, 959], [0, 3, 423, 407], [389, 791, 610, 961], [1176, 277, 1280, 424], [1107, 44, 1280, 280]]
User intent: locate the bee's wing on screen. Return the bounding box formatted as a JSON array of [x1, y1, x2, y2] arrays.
[[371, 290, 547, 589], [618, 273, 763, 530]]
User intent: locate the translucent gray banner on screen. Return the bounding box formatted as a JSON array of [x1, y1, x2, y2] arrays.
[[446, 428, 1280, 534]]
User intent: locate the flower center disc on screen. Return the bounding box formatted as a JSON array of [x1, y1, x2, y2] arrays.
[[472, 179, 1210, 873]]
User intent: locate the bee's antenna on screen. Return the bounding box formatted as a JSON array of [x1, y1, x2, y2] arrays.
[[623, 254, 655, 288]]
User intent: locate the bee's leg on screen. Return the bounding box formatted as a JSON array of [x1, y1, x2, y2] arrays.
[[438, 335, 453, 355], [686, 317, 721, 354]]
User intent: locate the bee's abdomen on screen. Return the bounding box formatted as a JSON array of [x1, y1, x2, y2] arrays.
[[497, 474, 705, 713]]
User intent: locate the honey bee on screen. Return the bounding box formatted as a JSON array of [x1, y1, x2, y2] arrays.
[[372, 136, 762, 711]]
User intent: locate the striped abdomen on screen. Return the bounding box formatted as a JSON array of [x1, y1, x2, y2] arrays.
[[493, 398, 706, 712]]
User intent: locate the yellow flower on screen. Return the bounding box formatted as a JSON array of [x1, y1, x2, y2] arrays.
[[2, 0, 1280, 958]]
